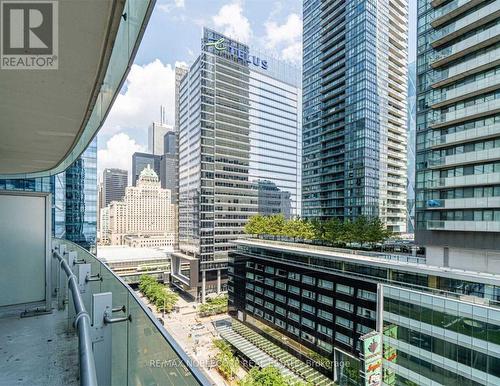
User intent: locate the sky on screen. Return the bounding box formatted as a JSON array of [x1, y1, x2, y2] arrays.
[[97, 0, 416, 181]]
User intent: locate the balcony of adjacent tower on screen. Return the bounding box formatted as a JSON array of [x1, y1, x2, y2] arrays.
[[430, 22, 500, 69], [429, 98, 500, 128], [427, 122, 500, 149], [431, 1, 500, 48], [427, 219, 500, 232], [431, 0, 489, 28], [429, 146, 500, 169], [426, 172, 500, 189], [430, 72, 500, 109]]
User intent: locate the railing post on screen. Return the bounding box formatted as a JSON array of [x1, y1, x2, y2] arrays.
[[92, 292, 113, 386], [78, 263, 92, 312]]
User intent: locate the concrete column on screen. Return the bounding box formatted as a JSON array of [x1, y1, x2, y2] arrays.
[[217, 269, 221, 294], [201, 270, 206, 303]]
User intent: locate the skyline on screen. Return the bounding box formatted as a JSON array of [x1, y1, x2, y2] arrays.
[[97, 0, 417, 179]]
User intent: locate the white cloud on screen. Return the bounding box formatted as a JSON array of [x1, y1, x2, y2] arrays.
[[100, 59, 187, 137], [212, 2, 252, 43], [157, 0, 185, 13], [97, 133, 145, 182], [264, 13, 302, 64]]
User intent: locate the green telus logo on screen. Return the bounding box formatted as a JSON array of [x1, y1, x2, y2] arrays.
[[206, 38, 226, 51]]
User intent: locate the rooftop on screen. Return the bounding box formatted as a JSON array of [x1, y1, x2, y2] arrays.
[[234, 238, 500, 287], [97, 245, 171, 262]]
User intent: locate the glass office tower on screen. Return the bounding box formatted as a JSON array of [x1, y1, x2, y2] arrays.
[[415, 0, 500, 269], [0, 139, 97, 250], [302, 0, 408, 233], [173, 28, 301, 301]]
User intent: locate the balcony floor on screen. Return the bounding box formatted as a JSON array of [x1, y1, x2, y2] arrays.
[[0, 305, 78, 386]]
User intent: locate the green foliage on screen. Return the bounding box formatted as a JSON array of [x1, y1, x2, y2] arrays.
[[213, 338, 239, 380], [139, 275, 179, 313], [198, 295, 228, 316], [244, 215, 393, 247], [239, 366, 307, 386]]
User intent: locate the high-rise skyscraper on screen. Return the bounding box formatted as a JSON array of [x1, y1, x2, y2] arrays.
[[173, 28, 302, 301], [132, 152, 161, 186], [175, 65, 188, 131], [416, 1, 500, 267], [102, 168, 127, 207], [407, 61, 417, 234], [302, 0, 408, 233], [148, 121, 173, 155], [160, 131, 178, 203]]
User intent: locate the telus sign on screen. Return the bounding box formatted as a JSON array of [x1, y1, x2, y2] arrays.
[[205, 37, 268, 70]]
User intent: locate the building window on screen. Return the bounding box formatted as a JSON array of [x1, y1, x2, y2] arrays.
[[288, 325, 299, 336], [264, 290, 274, 298], [317, 339, 333, 353], [318, 294, 334, 306], [275, 318, 286, 329], [276, 268, 287, 277], [275, 306, 286, 316], [337, 284, 354, 295], [276, 281, 286, 290], [317, 324, 333, 336], [302, 289, 315, 299], [318, 309, 333, 321], [336, 316, 353, 329], [264, 301, 274, 311], [246, 272, 254, 280], [255, 309, 264, 317], [264, 278, 274, 286], [254, 297, 263, 305], [335, 332, 353, 346], [289, 285, 300, 295], [245, 294, 254, 301], [275, 293, 286, 303], [318, 279, 334, 290], [264, 313, 274, 322], [245, 283, 254, 290], [245, 304, 254, 313], [301, 331, 315, 343], [357, 307, 376, 320], [288, 311, 300, 322], [302, 317, 315, 329], [302, 303, 315, 314], [356, 324, 372, 334], [289, 299, 300, 308], [254, 285, 263, 294], [302, 275, 315, 285], [358, 289, 377, 301], [336, 300, 354, 312], [265, 266, 275, 274], [288, 272, 300, 281]]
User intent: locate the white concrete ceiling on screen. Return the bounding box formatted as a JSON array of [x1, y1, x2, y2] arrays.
[[0, 0, 121, 174]]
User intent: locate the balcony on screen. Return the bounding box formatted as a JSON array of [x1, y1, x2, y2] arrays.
[[430, 23, 500, 68], [427, 220, 500, 232], [431, 0, 483, 28], [432, 46, 500, 87], [431, 1, 500, 47], [429, 147, 500, 169], [427, 123, 500, 149], [429, 98, 500, 128], [424, 196, 500, 209], [427, 172, 500, 189], [0, 237, 210, 386], [430, 73, 500, 108]]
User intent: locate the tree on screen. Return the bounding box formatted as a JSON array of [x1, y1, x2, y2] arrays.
[[239, 366, 307, 386], [266, 214, 286, 238], [322, 218, 343, 245], [352, 216, 370, 246], [366, 217, 392, 244], [244, 214, 266, 237]]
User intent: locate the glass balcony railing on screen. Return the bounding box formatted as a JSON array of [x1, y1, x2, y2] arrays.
[[432, 0, 473, 22], [52, 238, 211, 386]]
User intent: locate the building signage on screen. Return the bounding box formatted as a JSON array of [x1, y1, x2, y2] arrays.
[[205, 37, 268, 70], [361, 331, 383, 386]]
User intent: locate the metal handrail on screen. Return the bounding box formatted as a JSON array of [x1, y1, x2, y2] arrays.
[[53, 249, 98, 386]]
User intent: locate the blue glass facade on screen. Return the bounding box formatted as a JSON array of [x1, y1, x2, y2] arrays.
[[0, 139, 97, 250], [302, 0, 408, 232]]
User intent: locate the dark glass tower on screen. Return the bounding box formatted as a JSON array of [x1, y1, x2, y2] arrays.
[[0, 139, 97, 251], [302, 0, 408, 233]]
